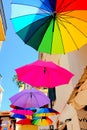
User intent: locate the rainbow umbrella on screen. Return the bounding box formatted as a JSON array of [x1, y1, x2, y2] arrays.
[[32, 116, 53, 126], [33, 108, 59, 117], [15, 60, 74, 88], [11, 0, 87, 54]]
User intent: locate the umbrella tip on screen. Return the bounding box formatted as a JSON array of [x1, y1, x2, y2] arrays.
[[42, 116, 46, 119], [30, 92, 32, 98], [44, 67, 46, 74]]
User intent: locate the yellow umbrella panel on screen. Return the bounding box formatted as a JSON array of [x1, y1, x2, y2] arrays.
[[52, 10, 87, 54]]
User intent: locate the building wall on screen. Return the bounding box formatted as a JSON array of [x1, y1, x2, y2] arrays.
[[39, 44, 87, 112], [54, 44, 87, 112]]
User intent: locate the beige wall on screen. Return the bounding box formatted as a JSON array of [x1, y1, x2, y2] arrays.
[[54, 44, 87, 112]]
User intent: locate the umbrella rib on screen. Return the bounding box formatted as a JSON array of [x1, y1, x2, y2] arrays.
[[58, 17, 79, 50], [10, 93, 26, 107], [56, 0, 65, 12], [11, 3, 51, 15], [48, 0, 56, 11], [55, 18, 65, 54], [59, 10, 75, 16], [19, 16, 51, 42], [33, 92, 41, 107], [49, 18, 55, 54], [57, 0, 75, 13], [60, 12, 87, 23], [59, 15, 87, 38], [40, 0, 53, 12], [26, 16, 52, 47], [11, 12, 50, 20], [46, 68, 55, 88], [24, 93, 32, 108]]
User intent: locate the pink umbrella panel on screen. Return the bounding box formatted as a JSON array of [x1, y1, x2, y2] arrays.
[[15, 60, 74, 88], [11, 109, 34, 116]]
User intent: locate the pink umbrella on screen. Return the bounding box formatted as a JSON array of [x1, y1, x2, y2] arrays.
[[15, 60, 74, 88], [11, 109, 34, 116]]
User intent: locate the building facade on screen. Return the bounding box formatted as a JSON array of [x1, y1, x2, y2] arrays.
[[39, 43, 87, 112]]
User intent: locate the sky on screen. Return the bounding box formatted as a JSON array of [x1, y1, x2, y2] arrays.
[[0, 0, 38, 110]]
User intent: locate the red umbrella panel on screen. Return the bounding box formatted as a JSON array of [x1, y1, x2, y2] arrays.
[[10, 104, 24, 109], [15, 60, 74, 88], [16, 118, 32, 125]]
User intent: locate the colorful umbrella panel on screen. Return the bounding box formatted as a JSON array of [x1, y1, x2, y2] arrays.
[[11, 0, 87, 54]]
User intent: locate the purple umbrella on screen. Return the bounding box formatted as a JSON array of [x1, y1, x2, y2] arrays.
[[9, 88, 50, 108]]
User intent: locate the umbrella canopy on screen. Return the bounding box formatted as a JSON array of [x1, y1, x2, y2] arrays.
[[32, 116, 53, 126], [10, 104, 24, 109], [10, 104, 36, 111], [74, 90, 87, 105], [11, 109, 34, 116], [11, 114, 26, 119], [15, 60, 74, 88], [9, 88, 50, 108], [33, 107, 60, 117], [11, 0, 87, 54], [16, 118, 32, 125]]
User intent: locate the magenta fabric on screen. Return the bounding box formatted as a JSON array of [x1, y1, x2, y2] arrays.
[[15, 60, 74, 88], [11, 109, 34, 115]]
